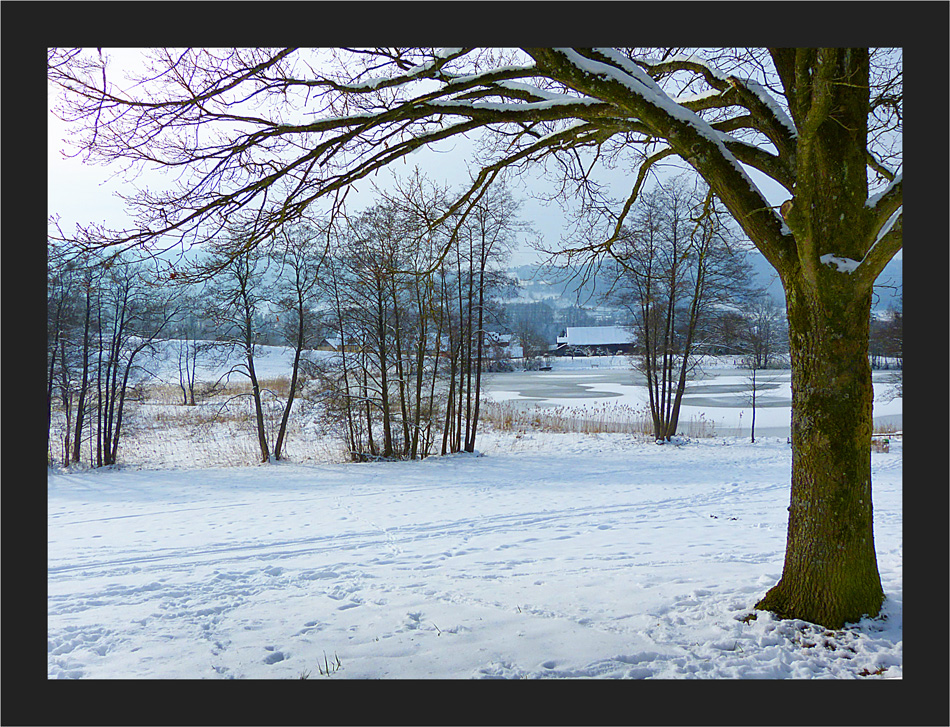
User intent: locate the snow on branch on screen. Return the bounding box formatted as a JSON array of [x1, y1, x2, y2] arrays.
[[865, 173, 902, 209], [736, 77, 797, 140], [873, 205, 903, 244], [428, 96, 604, 115], [819, 254, 861, 274], [553, 49, 782, 220], [820, 205, 902, 275], [641, 53, 797, 149]]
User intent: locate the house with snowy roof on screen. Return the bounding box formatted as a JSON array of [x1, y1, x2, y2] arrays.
[[315, 336, 362, 353], [552, 326, 636, 357]]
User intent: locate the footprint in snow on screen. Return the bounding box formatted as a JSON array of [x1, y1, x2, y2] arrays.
[[263, 647, 287, 664], [403, 611, 424, 630]]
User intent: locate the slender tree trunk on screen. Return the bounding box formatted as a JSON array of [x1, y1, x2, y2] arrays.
[[375, 288, 394, 458], [48, 323, 62, 459], [275, 299, 305, 461], [461, 261, 474, 450], [756, 275, 883, 627], [72, 285, 92, 463], [390, 285, 411, 456], [330, 270, 358, 459], [239, 289, 270, 463], [442, 343, 459, 455], [424, 309, 442, 458], [58, 338, 72, 466], [363, 361, 376, 458], [274, 344, 300, 461], [95, 317, 105, 467], [465, 261, 487, 453], [102, 309, 126, 466], [109, 358, 135, 465], [750, 366, 757, 443], [667, 241, 707, 438], [247, 348, 270, 463], [410, 280, 429, 459], [179, 333, 199, 406]]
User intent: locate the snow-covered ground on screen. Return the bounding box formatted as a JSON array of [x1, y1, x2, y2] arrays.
[[48, 348, 902, 680]]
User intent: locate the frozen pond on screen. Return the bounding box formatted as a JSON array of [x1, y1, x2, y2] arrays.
[[482, 359, 902, 440], [482, 368, 648, 404]]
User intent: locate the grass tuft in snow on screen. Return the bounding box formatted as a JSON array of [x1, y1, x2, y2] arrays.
[[298, 652, 342, 679]]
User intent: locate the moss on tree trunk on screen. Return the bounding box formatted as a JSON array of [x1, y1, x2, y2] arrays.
[[756, 273, 884, 628]]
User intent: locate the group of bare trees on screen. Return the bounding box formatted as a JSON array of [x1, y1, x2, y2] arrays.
[[317, 179, 521, 461], [47, 246, 183, 467], [606, 177, 762, 441], [48, 177, 523, 467]]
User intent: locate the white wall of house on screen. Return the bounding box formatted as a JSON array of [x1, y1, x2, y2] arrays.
[[556, 326, 635, 348]]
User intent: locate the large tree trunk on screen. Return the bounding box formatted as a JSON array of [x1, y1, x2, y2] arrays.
[[750, 49, 890, 629], [756, 261, 884, 629]]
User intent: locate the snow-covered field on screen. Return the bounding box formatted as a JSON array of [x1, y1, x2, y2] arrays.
[[47, 348, 903, 680]]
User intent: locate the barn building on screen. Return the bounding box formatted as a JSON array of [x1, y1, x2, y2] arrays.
[[552, 326, 636, 356]]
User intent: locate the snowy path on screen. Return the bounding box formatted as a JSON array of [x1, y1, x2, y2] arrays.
[[48, 433, 902, 679]]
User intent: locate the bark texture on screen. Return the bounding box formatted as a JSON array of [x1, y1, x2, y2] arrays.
[[756, 273, 884, 627]]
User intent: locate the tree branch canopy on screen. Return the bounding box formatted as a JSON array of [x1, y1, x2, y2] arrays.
[[49, 47, 901, 285]]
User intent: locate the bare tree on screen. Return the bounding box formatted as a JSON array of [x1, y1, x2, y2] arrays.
[[313, 173, 520, 459], [740, 293, 789, 372], [319, 200, 425, 460], [50, 252, 184, 467], [610, 178, 753, 441], [49, 46, 905, 628], [731, 291, 789, 443], [270, 222, 331, 460], [203, 240, 275, 463], [170, 294, 215, 407], [47, 244, 86, 464], [451, 183, 522, 451]]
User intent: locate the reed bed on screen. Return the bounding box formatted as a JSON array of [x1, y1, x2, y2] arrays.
[[480, 400, 726, 439], [480, 400, 655, 436]]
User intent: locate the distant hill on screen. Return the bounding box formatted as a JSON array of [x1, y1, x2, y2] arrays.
[[871, 257, 903, 311], [746, 251, 902, 311], [505, 263, 606, 308], [507, 252, 901, 313]]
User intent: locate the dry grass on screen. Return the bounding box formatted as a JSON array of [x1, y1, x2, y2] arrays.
[[479, 400, 723, 439], [480, 400, 655, 437], [48, 379, 346, 470], [872, 420, 901, 436], [683, 413, 717, 439]]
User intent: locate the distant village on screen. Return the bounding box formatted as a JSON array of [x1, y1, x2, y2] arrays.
[[303, 257, 900, 373], [317, 325, 635, 372], [480, 326, 636, 371]]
